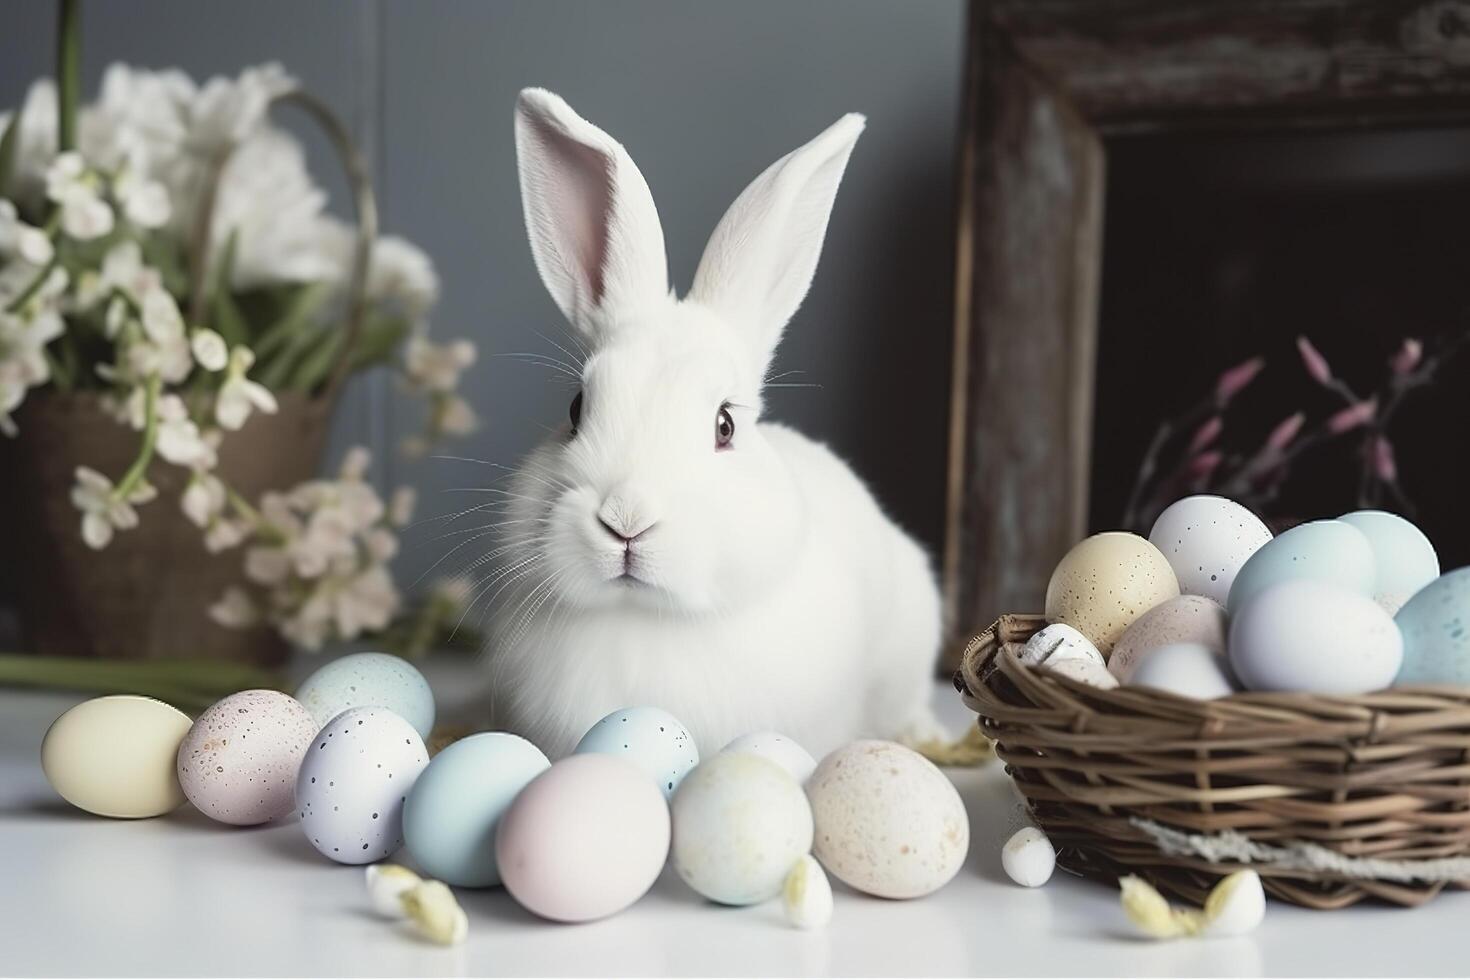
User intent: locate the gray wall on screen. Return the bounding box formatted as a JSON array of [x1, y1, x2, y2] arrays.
[[2, 0, 965, 595]]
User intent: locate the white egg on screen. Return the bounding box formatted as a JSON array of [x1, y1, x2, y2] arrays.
[[720, 731, 817, 784], [1001, 827, 1055, 887], [671, 753, 813, 906], [1150, 495, 1273, 605], [574, 706, 699, 799], [1042, 656, 1120, 689], [783, 855, 834, 929], [296, 707, 430, 864], [1021, 624, 1104, 668], [1127, 642, 1236, 699], [1339, 510, 1440, 605], [1230, 580, 1403, 694], [807, 741, 969, 899]]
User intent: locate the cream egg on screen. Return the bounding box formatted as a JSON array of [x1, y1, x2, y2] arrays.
[[41, 695, 192, 819], [1109, 594, 1228, 682], [1045, 532, 1180, 655], [1149, 495, 1272, 606], [177, 689, 319, 825], [808, 740, 968, 899]]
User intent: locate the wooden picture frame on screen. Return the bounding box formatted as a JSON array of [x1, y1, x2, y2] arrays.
[[943, 0, 1470, 658]]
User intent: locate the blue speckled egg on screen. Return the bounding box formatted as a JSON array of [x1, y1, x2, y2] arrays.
[[1395, 568, 1470, 686], [403, 732, 550, 887], [1226, 519, 1375, 614], [295, 653, 435, 740], [1339, 510, 1440, 610], [573, 707, 699, 799]]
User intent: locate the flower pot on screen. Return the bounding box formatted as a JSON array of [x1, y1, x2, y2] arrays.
[[0, 390, 331, 665]]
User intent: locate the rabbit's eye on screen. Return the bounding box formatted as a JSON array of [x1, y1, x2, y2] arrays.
[[569, 391, 583, 433], [715, 405, 735, 449]]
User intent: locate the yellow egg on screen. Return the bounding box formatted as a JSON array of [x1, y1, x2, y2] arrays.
[[1045, 532, 1180, 655], [41, 695, 193, 818]]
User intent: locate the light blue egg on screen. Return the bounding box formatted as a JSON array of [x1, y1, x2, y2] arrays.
[[1395, 568, 1470, 686], [574, 706, 699, 799], [1339, 510, 1439, 604], [1226, 519, 1375, 614], [402, 732, 549, 887], [295, 653, 435, 740]]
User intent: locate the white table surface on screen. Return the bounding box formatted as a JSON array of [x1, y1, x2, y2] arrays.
[[2, 668, 1468, 978]]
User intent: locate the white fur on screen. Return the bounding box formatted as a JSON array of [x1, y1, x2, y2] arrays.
[[485, 89, 942, 759]]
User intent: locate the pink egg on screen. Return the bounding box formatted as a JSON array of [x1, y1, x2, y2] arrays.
[[496, 753, 669, 922], [177, 690, 319, 825]]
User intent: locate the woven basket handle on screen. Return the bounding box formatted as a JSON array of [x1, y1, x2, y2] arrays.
[[185, 86, 377, 405]]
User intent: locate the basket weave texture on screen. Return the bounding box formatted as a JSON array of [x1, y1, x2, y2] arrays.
[[957, 614, 1470, 909]]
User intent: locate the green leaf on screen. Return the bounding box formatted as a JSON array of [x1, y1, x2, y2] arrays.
[[212, 289, 250, 348], [287, 325, 346, 392], [252, 282, 333, 363], [349, 315, 412, 371]]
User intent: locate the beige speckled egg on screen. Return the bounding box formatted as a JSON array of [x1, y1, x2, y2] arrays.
[[1045, 532, 1180, 655], [42, 695, 193, 818], [808, 741, 968, 900], [1108, 594, 1229, 682], [177, 689, 320, 826]]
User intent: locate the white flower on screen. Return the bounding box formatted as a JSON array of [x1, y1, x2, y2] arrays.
[[365, 864, 422, 919], [94, 241, 163, 306], [140, 288, 185, 343], [204, 517, 250, 553], [0, 200, 53, 266], [439, 394, 478, 435], [209, 586, 258, 628], [114, 169, 171, 228], [187, 63, 295, 152], [339, 445, 371, 482], [0, 309, 63, 435], [190, 328, 228, 371], [154, 394, 216, 468], [389, 487, 416, 527], [0, 80, 60, 212], [245, 546, 291, 585], [45, 152, 115, 241], [69, 466, 155, 550], [364, 527, 398, 564], [181, 472, 227, 528], [405, 335, 476, 393], [330, 564, 399, 638], [216, 347, 278, 430]]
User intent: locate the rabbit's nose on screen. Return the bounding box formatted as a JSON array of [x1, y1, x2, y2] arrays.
[[596, 498, 656, 543], [597, 513, 656, 544]]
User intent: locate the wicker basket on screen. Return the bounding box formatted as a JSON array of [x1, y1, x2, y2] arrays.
[[956, 614, 1470, 909]]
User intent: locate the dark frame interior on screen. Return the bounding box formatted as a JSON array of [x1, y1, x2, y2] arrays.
[[943, 0, 1470, 660]]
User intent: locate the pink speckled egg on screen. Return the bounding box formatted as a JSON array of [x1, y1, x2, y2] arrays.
[[496, 753, 669, 922], [177, 690, 319, 826], [1108, 594, 1229, 682]]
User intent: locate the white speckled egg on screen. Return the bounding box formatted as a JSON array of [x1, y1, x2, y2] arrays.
[[177, 690, 319, 825], [1020, 623, 1104, 668], [1394, 567, 1470, 686], [1001, 827, 1055, 888], [295, 653, 435, 740], [1041, 656, 1120, 689], [1149, 495, 1273, 606], [1108, 594, 1229, 682], [1045, 532, 1180, 655], [1226, 519, 1375, 614], [296, 707, 430, 864], [671, 752, 813, 906], [403, 732, 550, 887], [1127, 642, 1236, 699], [41, 695, 193, 819], [497, 754, 670, 922], [720, 731, 818, 784], [1230, 580, 1403, 694], [1339, 510, 1440, 605], [807, 740, 968, 900], [574, 706, 699, 798]]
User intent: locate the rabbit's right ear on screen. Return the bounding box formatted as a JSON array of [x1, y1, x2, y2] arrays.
[[514, 89, 669, 337]]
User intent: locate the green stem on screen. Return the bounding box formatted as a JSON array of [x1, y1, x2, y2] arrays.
[[56, 0, 80, 153], [112, 373, 160, 500], [3, 255, 59, 314]]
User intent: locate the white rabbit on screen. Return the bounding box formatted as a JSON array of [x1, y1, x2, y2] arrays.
[[482, 88, 944, 760]]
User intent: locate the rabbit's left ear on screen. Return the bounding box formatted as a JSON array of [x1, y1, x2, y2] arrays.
[[515, 88, 669, 336], [690, 113, 864, 367]]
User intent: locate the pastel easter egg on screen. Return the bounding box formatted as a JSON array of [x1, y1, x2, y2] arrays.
[[295, 653, 435, 740], [1226, 519, 1376, 614], [807, 740, 968, 899], [497, 754, 670, 922], [1230, 580, 1402, 694], [1394, 568, 1470, 686], [1339, 510, 1440, 606], [1020, 623, 1104, 669], [1127, 642, 1236, 700], [41, 695, 192, 819], [296, 707, 430, 864], [574, 706, 699, 798], [1149, 495, 1273, 605], [1109, 594, 1229, 682], [177, 689, 319, 825], [1045, 532, 1180, 655], [720, 731, 818, 785], [672, 752, 813, 906], [403, 732, 550, 887]]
